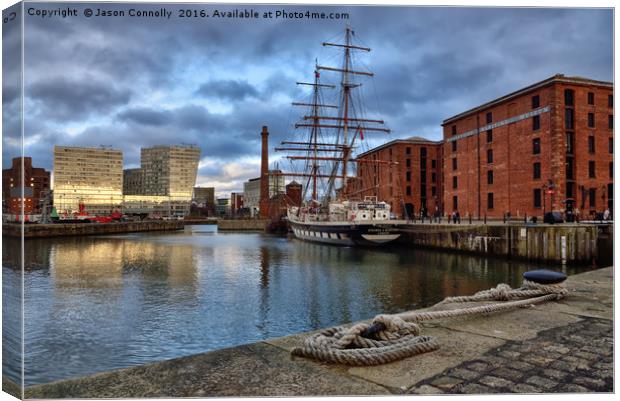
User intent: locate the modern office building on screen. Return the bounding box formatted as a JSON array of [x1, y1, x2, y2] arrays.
[[193, 186, 215, 207], [355, 137, 444, 217], [2, 157, 51, 214], [123, 168, 144, 195], [216, 197, 231, 217], [141, 145, 200, 198], [442, 74, 613, 218], [122, 145, 201, 216], [53, 146, 123, 214]]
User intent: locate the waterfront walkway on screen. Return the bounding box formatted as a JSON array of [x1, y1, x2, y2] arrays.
[[17, 266, 613, 397]]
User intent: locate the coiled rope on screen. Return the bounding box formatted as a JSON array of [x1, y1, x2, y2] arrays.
[[291, 279, 568, 366]]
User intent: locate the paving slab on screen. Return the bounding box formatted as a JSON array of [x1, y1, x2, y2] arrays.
[[439, 303, 583, 341], [345, 326, 505, 392], [25, 342, 390, 398]]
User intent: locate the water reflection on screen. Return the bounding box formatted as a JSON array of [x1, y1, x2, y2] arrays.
[[2, 226, 596, 386]]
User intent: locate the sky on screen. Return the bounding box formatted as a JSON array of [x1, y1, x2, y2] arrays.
[[2, 1, 614, 197]]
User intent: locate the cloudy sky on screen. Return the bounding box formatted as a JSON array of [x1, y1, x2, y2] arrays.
[[2, 2, 613, 197]]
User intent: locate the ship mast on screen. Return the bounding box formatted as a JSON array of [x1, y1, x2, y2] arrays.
[[318, 27, 389, 199], [276, 27, 391, 207]]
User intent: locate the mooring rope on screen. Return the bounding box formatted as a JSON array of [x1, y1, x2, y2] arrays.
[[291, 280, 568, 366]]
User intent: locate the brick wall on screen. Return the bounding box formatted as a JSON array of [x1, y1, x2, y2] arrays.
[[443, 76, 613, 219]]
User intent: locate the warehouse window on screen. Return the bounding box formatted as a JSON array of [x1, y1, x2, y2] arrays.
[[487, 193, 494, 210], [564, 89, 574, 106], [532, 95, 540, 109], [452, 141, 457, 152], [564, 109, 574, 129], [610, 162, 614, 178], [431, 186, 437, 196], [406, 186, 411, 196], [533, 162, 541, 179], [589, 161, 596, 178], [609, 115, 614, 129], [406, 158, 411, 168], [431, 159, 437, 169], [486, 112, 492, 124], [588, 136, 595, 153], [487, 149, 493, 164], [566, 132, 575, 154], [609, 138, 614, 154], [420, 147, 427, 157], [533, 138, 541, 155], [566, 182, 575, 198], [452, 158, 457, 170], [406, 147, 411, 155], [566, 157, 575, 180], [588, 113, 595, 128], [431, 172, 436, 183], [588, 92, 595, 105], [533, 115, 541, 130], [609, 95, 613, 108], [589, 188, 596, 208], [487, 170, 493, 185], [453, 176, 458, 189], [453, 196, 458, 210], [533, 189, 542, 208], [406, 171, 411, 182], [486, 129, 493, 143], [451, 125, 457, 136]]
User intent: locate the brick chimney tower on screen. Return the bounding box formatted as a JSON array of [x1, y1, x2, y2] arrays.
[[259, 126, 269, 218]]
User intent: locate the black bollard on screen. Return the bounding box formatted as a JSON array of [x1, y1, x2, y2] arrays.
[[523, 269, 567, 284]]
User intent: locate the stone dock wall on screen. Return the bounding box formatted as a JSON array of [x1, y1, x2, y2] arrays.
[[215, 219, 268, 231], [398, 223, 612, 265], [2, 221, 184, 238]]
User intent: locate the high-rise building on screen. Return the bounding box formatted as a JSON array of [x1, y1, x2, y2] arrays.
[[2, 157, 51, 214], [53, 146, 123, 214], [442, 74, 613, 219], [123, 168, 144, 195], [141, 145, 200, 197], [122, 145, 201, 217]]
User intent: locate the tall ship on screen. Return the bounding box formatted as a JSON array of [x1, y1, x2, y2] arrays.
[[278, 27, 406, 246]]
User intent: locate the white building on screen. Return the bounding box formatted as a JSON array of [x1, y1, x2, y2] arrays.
[[243, 170, 285, 217]]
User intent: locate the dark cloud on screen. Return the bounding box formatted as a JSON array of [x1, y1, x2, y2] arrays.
[[196, 79, 260, 101], [27, 77, 132, 122], [118, 107, 173, 126], [10, 4, 612, 192]]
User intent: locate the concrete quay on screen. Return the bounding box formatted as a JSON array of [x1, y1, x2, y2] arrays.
[[2, 220, 184, 238], [18, 266, 612, 398]]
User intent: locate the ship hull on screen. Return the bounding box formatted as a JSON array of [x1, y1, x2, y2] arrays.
[[289, 220, 402, 246]]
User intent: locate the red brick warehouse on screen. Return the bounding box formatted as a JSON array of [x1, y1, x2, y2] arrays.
[[2, 157, 51, 214], [355, 136, 444, 218], [442, 74, 613, 219]]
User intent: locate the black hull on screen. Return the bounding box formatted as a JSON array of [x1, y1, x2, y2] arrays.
[[289, 221, 401, 246]]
